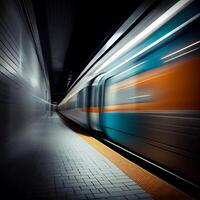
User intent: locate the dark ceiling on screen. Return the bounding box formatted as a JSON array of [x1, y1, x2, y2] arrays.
[[31, 0, 142, 103]]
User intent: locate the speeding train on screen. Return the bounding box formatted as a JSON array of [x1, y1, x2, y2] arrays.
[[59, 0, 200, 187]]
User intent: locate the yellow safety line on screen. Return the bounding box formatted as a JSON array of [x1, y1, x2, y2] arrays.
[[78, 133, 193, 200]]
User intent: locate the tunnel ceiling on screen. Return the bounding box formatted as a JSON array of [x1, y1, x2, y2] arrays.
[[30, 0, 141, 103]]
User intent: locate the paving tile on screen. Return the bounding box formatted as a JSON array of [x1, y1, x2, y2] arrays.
[[109, 197, 127, 200], [93, 193, 110, 198], [136, 192, 153, 199], [125, 195, 140, 200], [24, 113, 153, 200]]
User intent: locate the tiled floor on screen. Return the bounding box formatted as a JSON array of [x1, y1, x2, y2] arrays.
[[4, 113, 153, 199]]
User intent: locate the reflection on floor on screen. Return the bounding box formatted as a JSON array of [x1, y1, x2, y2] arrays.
[[1, 113, 152, 199]]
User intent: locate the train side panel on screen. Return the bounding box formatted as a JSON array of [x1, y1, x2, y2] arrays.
[[59, 87, 90, 128], [102, 56, 200, 183]]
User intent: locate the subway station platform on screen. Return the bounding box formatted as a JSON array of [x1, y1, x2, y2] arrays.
[[0, 1, 199, 199], [1, 113, 192, 200]]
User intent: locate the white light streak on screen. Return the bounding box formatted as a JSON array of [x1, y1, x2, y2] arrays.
[[128, 94, 151, 100], [162, 40, 200, 60], [32, 95, 52, 105], [95, 0, 192, 73], [59, 0, 195, 106], [102, 12, 200, 77], [128, 94, 151, 102], [105, 33, 122, 48], [112, 62, 145, 78], [163, 47, 200, 63]]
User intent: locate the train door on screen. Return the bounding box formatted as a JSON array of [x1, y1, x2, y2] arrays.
[[88, 74, 105, 131]]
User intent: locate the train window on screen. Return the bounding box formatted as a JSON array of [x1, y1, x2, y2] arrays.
[[105, 80, 152, 106], [94, 87, 98, 107], [78, 90, 83, 108], [81, 88, 87, 109], [91, 86, 97, 107]]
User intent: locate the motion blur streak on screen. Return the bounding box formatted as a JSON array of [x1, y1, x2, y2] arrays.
[[104, 56, 200, 111], [112, 62, 146, 78], [162, 40, 200, 59], [95, 0, 192, 73], [63, 0, 198, 103], [59, 0, 200, 190], [163, 47, 200, 63], [0, 0, 50, 193], [105, 12, 200, 77]]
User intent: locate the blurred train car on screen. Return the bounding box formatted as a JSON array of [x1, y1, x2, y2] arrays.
[[59, 0, 200, 187]]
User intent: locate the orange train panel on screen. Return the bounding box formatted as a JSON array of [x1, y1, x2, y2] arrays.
[[81, 107, 100, 113], [104, 56, 200, 112]]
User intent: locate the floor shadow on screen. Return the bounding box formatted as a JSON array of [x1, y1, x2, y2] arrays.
[[57, 112, 93, 137]]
